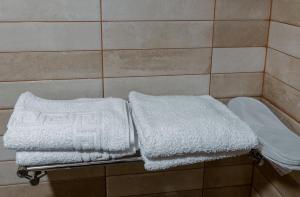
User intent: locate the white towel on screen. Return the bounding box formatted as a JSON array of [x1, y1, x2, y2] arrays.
[[129, 91, 258, 170], [143, 151, 249, 171], [4, 92, 135, 153], [16, 150, 136, 166], [16, 151, 109, 166]]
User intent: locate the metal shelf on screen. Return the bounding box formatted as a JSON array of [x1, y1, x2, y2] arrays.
[[17, 154, 142, 186]]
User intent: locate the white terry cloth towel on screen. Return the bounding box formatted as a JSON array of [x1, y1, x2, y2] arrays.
[[16, 150, 136, 166], [142, 150, 249, 171], [4, 92, 136, 153], [16, 151, 110, 166], [129, 91, 258, 170], [227, 97, 300, 168]]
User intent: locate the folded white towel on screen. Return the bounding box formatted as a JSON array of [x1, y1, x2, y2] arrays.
[[129, 91, 258, 170], [4, 92, 135, 153], [16, 150, 136, 166], [143, 151, 248, 171], [16, 151, 109, 166]]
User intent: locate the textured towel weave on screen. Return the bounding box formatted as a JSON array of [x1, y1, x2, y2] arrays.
[[129, 91, 258, 170]]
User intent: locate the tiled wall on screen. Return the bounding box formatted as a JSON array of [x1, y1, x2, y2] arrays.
[[0, 0, 273, 196], [254, 0, 300, 197]]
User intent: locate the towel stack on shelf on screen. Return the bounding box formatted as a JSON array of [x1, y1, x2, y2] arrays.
[[129, 91, 258, 170], [3, 92, 136, 166]]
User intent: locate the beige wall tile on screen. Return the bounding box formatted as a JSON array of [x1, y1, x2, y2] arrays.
[[103, 21, 213, 49], [0, 137, 15, 162], [0, 51, 102, 81], [262, 98, 300, 135], [203, 165, 252, 188], [253, 167, 282, 197], [251, 188, 261, 197], [0, 22, 101, 52], [103, 49, 211, 77], [269, 22, 300, 58], [205, 155, 253, 168], [213, 21, 269, 47], [212, 47, 266, 73], [106, 169, 203, 197], [104, 75, 210, 99], [266, 49, 300, 91], [263, 74, 300, 122], [210, 73, 263, 98], [0, 0, 100, 21], [102, 0, 214, 20], [215, 0, 271, 20], [203, 185, 251, 197], [0, 177, 106, 197], [0, 110, 12, 136], [47, 165, 105, 181], [257, 163, 300, 197], [106, 161, 203, 176], [0, 161, 39, 185], [130, 190, 203, 197], [272, 0, 300, 26], [0, 79, 102, 109]]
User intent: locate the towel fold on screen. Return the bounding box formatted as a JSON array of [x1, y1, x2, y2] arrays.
[[4, 92, 135, 152], [129, 91, 258, 170], [16, 150, 136, 166], [143, 150, 249, 171]]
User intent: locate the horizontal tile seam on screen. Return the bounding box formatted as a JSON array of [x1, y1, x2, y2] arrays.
[[0, 50, 102, 53], [204, 161, 253, 168], [103, 73, 211, 78], [203, 183, 252, 190], [0, 78, 102, 83], [211, 72, 264, 76], [203, 164, 253, 170], [106, 168, 204, 178], [0, 19, 270, 23], [103, 74, 210, 79], [211, 72, 264, 75], [265, 73, 300, 93], [268, 47, 300, 61], [271, 19, 300, 28], [0, 108, 13, 111], [102, 19, 269, 22], [0, 77, 104, 83], [119, 189, 203, 197], [261, 97, 300, 125], [0, 47, 269, 53]]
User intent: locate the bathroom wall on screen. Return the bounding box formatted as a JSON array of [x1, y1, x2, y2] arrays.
[[0, 0, 271, 196], [253, 0, 300, 196]]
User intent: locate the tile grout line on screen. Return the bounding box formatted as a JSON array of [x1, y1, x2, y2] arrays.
[[205, 0, 217, 193], [271, 19, 300, 28], [269, 47, 300, 60], [0, 19, 270, 23], [100, 0, 105, 98], [0, 46, 268, 54], [208, 0, 217, 96], [261, 0, 274, 98], [0, 72, 264, 84]]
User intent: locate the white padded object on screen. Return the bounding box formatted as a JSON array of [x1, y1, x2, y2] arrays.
[[228, 97, 300, 169]]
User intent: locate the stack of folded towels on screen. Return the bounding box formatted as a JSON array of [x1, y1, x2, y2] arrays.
[[129, 91, 258, 170], [3, 92, 136, 166]]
